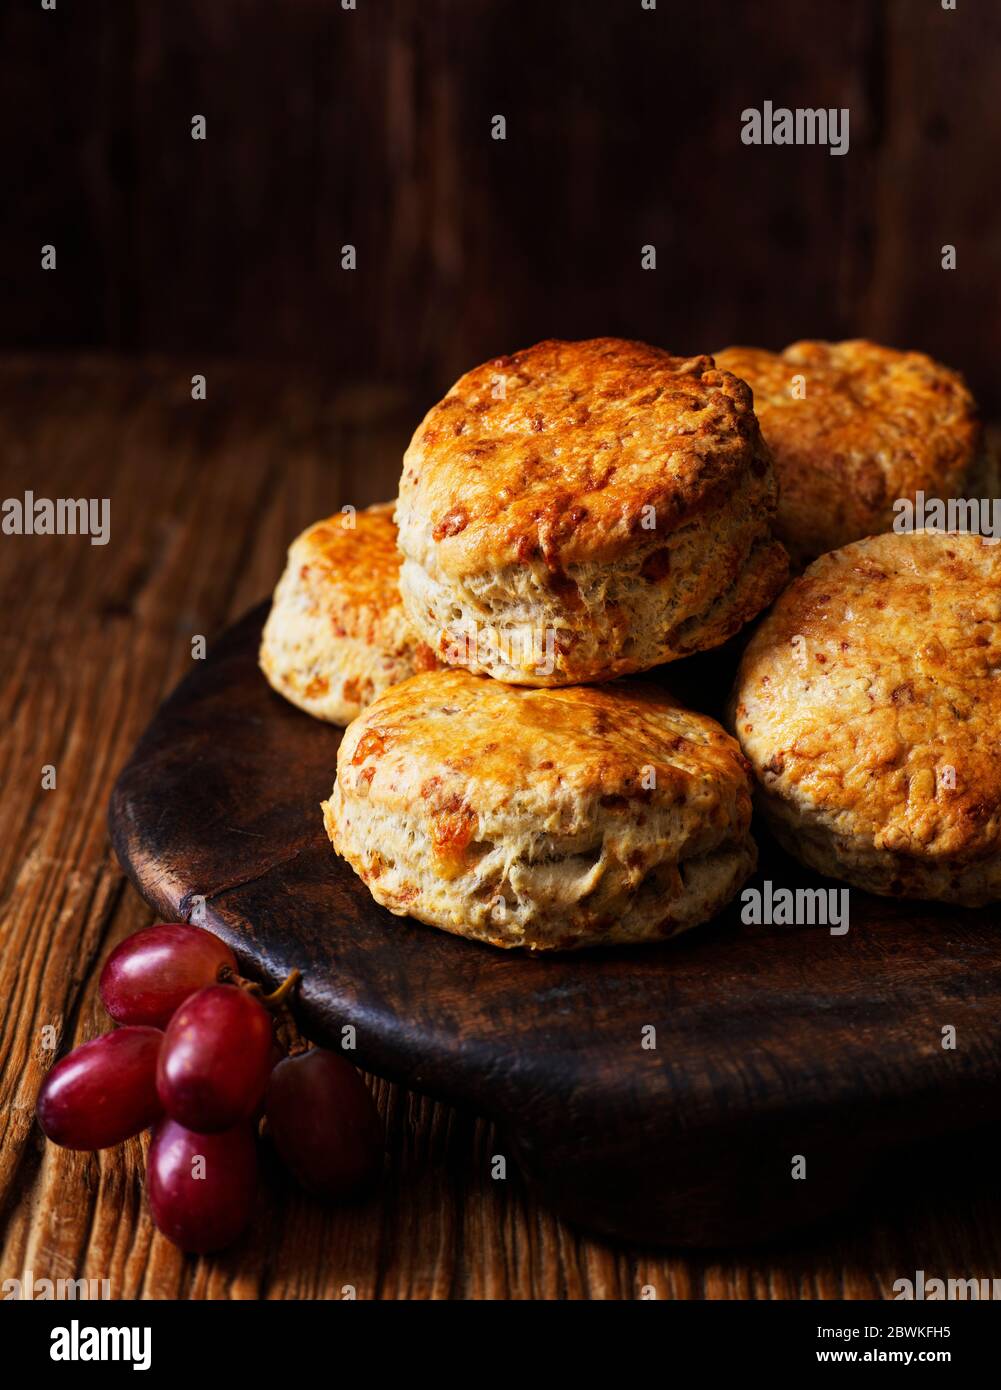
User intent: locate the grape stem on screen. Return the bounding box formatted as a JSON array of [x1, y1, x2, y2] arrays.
[[261, 969, 301, 1009], [264, 972, 308, 1055], [259, 970, 308, 1058], [221, 967, 309, 1057]]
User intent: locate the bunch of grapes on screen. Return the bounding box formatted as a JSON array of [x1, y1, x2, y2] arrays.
[[36, 923, 382, 1252]]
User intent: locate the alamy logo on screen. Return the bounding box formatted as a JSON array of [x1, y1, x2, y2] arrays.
[[894, 1270, 1001, 1300], [50, 1319, 151, 1370], [442, 622, 557, 677], [892, 492, 1001, 544], [741, 101, 849, 156], [1, 491, 110, 545], [741, 880, 849, 935], [2, 1269, 111, 1300]]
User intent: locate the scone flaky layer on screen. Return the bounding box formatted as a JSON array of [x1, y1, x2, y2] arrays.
[[325, 668, 756, 950], [732, 531, 1001, 904], [397, 338, 787, 684], [716, 339, 982, 566], [260, 502, 437, 725]]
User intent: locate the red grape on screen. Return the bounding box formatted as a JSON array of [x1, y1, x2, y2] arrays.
[[254, 1040, 286, 1120], [37, 1027, 163, 1150], [100, 923, 236, 1029], [157, 984, 273, 1131], [147, 1118, 257, 1252], [265, 1049, 382, 1200]]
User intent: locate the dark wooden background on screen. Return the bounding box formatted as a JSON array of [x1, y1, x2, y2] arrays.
[[2, 0, 1000, 411]]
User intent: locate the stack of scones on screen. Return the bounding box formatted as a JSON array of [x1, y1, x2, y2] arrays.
[[260, 336, 999, 950]]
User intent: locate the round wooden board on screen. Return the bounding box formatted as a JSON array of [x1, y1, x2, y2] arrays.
[[108, 603, 1001, 1246]]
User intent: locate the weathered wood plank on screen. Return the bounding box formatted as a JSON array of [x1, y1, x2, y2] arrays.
[[2, 3, 997, 410]]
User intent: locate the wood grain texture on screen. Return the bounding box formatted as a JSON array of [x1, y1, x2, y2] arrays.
[[1, 1, 999, 409], [2, 359, 1001, 1297]]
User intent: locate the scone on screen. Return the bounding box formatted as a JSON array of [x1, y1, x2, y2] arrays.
[[731, 530, 1001, 906], [324, 668, 757, 950], [260, 502, 438, 725], [396, 338, 788, 685], [715, 340, 982, 567]]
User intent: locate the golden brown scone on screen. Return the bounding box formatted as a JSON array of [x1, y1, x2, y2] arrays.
[[324, 668, 757, 950], [715, 340, 982, 567], [260, 503, 438, 725], [396, 338, 788, 685], [731, 531, 1001, 906]]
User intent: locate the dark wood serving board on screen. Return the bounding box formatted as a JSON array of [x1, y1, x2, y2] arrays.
[[108, 603, 1001, 1247]]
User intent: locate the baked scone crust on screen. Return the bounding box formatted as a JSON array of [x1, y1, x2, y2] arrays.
[[731, 531, 1001, 905], [325, 668, 757, 950], [397, 338, 788, 685], [716, 340, 982, 566], [260, 503, 438, 725]]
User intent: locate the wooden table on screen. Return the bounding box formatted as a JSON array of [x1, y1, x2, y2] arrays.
[[2, 356, 999, 1300]]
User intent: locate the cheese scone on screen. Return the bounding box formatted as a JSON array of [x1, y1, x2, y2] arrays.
[[325, 668, 757, 950], [260, 503, 438, 725], [396, 338, 788, 685], [731, 531, 1001, 905], [716, 340, 982, 567]]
